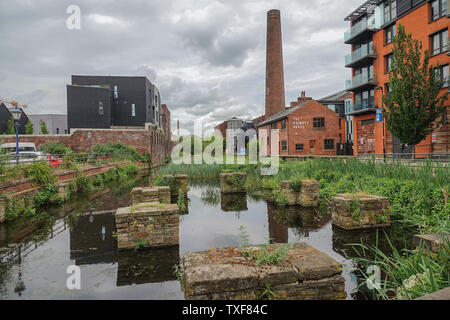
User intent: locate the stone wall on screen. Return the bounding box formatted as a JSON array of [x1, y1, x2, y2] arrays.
[[131, 186, 171, 205], [183, 242, 346, 300], [274, 179, 319, 207], [161, 174, 188, 197], [279, 181, 298, 205], [220, 172, 247, 194], [331, 193, 390, 230], [115, 202, 179, 250]]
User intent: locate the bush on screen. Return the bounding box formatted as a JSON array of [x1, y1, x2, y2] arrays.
[[34, 185, 58, 207], [27, 162, 56, 186], [92, 142, 145, 161], [39, 141, 71, 155]]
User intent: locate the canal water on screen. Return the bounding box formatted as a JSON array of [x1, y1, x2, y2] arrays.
[[0, 178, 413, 300]]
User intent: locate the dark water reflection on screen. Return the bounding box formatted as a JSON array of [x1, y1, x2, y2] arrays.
[[0, 179, 414, 300]]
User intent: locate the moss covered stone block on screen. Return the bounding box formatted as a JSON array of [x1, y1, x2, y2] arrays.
[[279, 181, 298, 206], [220, 172, 247, 194], [115, 202, 180, 250], [413, 233, 449, 253], [298, 179, 319, 207], [182, 242, 346, 300], [162, 174, 188, 197], [331, 193, 390, 230]]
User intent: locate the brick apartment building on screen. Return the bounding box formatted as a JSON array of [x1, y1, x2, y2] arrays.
[[67, 75, 164, 132], [161, 104, 171, 137], [344, 0, 449, 156], [257, 92, 340, 156]]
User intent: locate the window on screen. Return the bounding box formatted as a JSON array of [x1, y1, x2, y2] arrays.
[[295, 143, 304, 151], [361, 119, 375, 126], [281, 119, 287, 130], [113, 85, 118, 99], [385, 83, 392, 93], [384, 0, 397, 23], [431, 0, 448, 21], [385, 54, 393, 73], [281, 140, 287, 152], [431, 29, 448, 56], [271, 122, 277, 129], [131, 104, 136, 117], [385, 24, 396, 44], [313, 117, 325, 128], [435, 64, 449, 87], [98, 101, 104, 115], [56, 128, 59, 134], [324, 139, 334, 150]]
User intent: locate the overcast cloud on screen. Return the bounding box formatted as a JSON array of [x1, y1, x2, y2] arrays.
[[0, 0, 362, 133]]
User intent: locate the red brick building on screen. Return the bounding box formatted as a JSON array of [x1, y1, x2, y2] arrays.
[[257, 96, 340, 156]]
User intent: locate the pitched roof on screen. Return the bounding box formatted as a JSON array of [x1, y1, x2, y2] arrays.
[[317, 89, 349, 102], [256, 101, 309, 127]]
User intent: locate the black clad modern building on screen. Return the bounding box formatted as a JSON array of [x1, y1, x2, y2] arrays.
[[67, 75, 162, 131], [0, 102, 30, 135]]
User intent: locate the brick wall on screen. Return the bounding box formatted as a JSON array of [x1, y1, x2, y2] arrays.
[[0, 126, 171, 166]]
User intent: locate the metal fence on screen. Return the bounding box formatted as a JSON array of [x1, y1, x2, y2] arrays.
[[0, 152, 143, 169], [357, 153, 450, 163]]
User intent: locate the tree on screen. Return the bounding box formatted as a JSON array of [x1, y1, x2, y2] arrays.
[[39, 119, 49, 134], [6, 118, 14, 134], [25, 120, 33, 134], [382, 24, 447, 154]]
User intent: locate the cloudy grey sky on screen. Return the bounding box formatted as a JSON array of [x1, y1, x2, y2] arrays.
[[0, 0, 361, 132]]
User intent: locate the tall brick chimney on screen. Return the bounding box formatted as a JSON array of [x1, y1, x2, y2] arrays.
[[265, 9, 286, 118]]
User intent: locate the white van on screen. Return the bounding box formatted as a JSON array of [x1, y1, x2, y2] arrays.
[[1, 142, 37, 154]]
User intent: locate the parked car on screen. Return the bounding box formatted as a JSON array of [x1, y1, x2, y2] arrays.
[[0, 142, 37, 154]]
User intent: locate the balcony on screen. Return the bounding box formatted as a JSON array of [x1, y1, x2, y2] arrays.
[[346, 97, 377, 116], [345, 73, 378, 92], [344, 18, 378, 45], [345, 44, 377, 68]]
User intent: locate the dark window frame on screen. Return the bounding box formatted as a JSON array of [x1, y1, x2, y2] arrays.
[[384, 24, 396, 45], [324, 139, 334, 150], [281, 119, 287, 130], [430, 0, 448, 21], [281, 140, 287, 152], [430, 28, 448, 56], [435, 64, 449, 88], [385, 53, 393, 74], [295, 143, 304, 152], [384, 0, 397, 24], [313, 117, 325, 129]]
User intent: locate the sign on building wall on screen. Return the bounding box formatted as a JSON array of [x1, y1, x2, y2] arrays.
[[376, 108, 383, 122]]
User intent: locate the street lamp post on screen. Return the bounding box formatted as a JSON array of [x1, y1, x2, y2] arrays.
[[376, 86, 386, 161], [87, 131, 92, 160], [10, 106, 23, 165]]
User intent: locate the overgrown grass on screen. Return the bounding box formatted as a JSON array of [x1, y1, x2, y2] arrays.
[[157, 158, 449, 233], [351, 234, 450, 300]]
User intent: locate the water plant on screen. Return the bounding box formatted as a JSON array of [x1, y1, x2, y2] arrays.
[[259, 283, 275, 300], [177, 188, 187, 213], [173, 264, 185, 290], [351, 233, 450, 300]]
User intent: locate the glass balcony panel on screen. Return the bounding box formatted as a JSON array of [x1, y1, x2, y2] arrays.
[[345, 43, 374, 66], [353, 97, 375, 112]]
